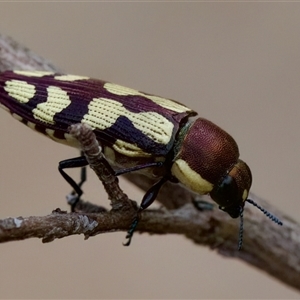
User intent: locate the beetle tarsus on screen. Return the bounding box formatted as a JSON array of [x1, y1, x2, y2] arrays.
[[66, 193, 80, 212], [192, 198, 214, 211], [123, 177, 168, 246], [123, 215, 140, 246]]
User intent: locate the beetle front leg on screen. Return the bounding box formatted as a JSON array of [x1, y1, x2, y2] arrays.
[[124, 176, 168, 246], [114, 161, 163, 176]]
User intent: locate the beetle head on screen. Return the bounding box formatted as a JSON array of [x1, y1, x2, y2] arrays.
[[171, 118, 282, 249], [210, 159, 252, 218], [171, 118, 251, 218]]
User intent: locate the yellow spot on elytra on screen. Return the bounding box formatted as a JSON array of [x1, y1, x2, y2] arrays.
[[82, 97, 174, 157], [54, 75, 89, 81], [64, 133, 81, 148], [171, 158, 213, 194], [4, 80, 36, 103], [104, 82, 192, 113], [45, 128, 56, 140], [14, 70, 54, 77], [32, 86, 71, 125], [11, 113, 23, 121], [104, 84, 138, 96], [26, 121, 36, 131]]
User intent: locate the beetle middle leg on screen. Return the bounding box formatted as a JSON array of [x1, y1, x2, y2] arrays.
[[59, 154, 164, 212], [123, 176, 169, 246], [58, 153, 88, 211]]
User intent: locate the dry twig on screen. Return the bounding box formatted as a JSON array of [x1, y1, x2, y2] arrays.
[[0, 33, 299, 292]]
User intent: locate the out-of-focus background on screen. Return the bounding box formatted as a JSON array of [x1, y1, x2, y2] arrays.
[[0, 3, 299, 299]]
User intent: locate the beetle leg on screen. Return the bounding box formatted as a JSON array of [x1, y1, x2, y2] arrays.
[[58, 155, 89, 211], [192, 198, 214, 211], [114, 161, 163, 176], [124, 176, 169, 246]]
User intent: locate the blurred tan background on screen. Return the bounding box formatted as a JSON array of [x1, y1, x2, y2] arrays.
[[0, 3, 299, 299]]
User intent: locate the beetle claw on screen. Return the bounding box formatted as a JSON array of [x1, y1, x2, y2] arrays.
[[66, 193, 80, 212], [123, 216, 139, 246]]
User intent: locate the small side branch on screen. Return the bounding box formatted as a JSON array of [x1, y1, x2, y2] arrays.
[[68, 123, 135, 211]]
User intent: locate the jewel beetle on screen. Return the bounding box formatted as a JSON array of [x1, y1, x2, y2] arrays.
[[0, 70, 282, 248]]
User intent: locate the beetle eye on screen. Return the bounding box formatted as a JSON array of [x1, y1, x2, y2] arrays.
[[209, 160, 253, 219], [210, 175, 239, 208]]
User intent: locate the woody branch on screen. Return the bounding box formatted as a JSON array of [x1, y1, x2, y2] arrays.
[[0, 33, 299, 292]]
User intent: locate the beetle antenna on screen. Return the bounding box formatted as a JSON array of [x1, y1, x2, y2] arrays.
[[246, 199, 283, 225], [238, 206, 244, 251]]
